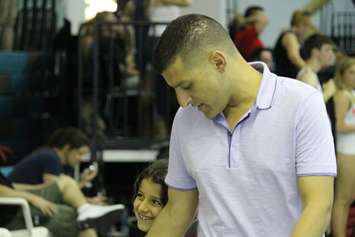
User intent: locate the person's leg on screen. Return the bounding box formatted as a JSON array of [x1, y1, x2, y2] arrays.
[[34, 175, 124, 235], [4, 197, 97, 237], [42, 204, 97, 237], [30, 181, 98, 237], [331, 153, 355, 237], [56, 175, 87, 208]]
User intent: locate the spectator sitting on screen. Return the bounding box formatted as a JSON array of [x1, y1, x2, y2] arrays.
[[0, 172, 124, 237], [233, 5, 268, 61], [8, 127, 105, 205]]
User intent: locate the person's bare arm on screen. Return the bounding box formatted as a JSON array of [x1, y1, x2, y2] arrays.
[[282, 32, 306, 69], [13, 182, 53, 191], [297, 67, 318, 87], [291, 176, 334, 237], [322, 79, 337, 103], [334, 91, 355, 133], [0, 184, 57, 216], [146, 187, 198, 237]]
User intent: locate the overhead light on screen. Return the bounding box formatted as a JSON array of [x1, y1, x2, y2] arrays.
[[85, 0, 117, 20]]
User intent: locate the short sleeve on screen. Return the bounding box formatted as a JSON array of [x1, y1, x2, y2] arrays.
[[41, 150, 62, 176], [295, 92, 337, 176], [165, 109, 197, 189]]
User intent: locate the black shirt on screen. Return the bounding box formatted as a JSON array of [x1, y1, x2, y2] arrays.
[[273, 31, 300, 78], [9, 148, 62, 184]]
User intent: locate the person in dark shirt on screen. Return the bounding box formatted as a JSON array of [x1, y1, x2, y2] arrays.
[[233, 6, 268, 61], [9, 127, 95, 189], [273, 10, 314, 78]]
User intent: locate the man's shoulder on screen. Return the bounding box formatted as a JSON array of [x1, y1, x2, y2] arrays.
[[274, 76, 320, 109], [176, 106, 205, 119], [174, 106, 208, 129], [276, 76, 318, 96], [27, 148, 58, 162]]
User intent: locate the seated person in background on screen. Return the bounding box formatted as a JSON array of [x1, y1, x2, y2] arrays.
[[0, 172, 124, 237], [132, 159, 197, 237], [273, 10, 315, 78], [250, 47, 274, 71], [9, 127, 104, 204], [233, 5, 268, 61], [297, 33, 337, 103]]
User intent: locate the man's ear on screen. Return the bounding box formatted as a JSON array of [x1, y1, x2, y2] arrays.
[[208, 50, 226, 73]]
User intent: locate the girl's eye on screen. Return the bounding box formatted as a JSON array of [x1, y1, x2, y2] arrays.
[[136, 192, 144, 200], [152, 199, 163, 207]]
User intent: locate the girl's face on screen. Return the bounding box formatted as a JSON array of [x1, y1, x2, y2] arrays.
[[133, 178, 164, 232]]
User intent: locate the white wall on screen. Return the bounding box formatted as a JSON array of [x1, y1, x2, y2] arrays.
[[179, 0, 227, 28]]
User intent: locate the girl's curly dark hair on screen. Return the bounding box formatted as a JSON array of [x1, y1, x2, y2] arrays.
[[133, 159, 169, 206]]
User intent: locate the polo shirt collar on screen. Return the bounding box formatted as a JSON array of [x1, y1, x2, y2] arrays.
[[212, 62, 277, 124], [250, 62, 277, 110]]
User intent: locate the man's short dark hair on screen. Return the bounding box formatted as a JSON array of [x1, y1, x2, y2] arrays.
[[302, 33, 334, 59], [47, 127, 90, 149], [244, 6, 264, 18], [153, 14, 235, 74]]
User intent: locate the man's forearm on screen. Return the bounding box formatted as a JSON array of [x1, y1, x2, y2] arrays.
[[0, 185, 37, 203], [13, 183, 51, 191], [146, 204, 193, 237], [291, 203, 332, 237]]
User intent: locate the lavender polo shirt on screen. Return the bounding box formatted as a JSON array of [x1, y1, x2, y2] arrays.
[[165, 62, 336, 237]]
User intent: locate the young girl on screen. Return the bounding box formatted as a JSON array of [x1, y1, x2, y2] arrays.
[[133, 159, 168, 233], [132, 159, 197, 236], [332, 57, 355, 237]]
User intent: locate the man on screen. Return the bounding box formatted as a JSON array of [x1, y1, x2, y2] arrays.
[[233, 5, 268, 61], [10, 127, 94, 187], [8, 127, 106, 204], [297, 33, 336, 103], [0, 172, 124, 237], [147, 14, 336, 237]]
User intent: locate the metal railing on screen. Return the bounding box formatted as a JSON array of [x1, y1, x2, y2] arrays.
[[77, 20, 176, 158]]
